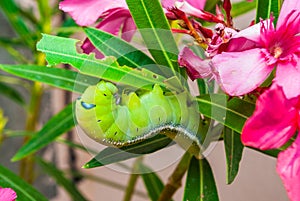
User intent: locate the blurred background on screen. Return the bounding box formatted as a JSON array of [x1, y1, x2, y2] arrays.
[[0, 0, 290, 200]]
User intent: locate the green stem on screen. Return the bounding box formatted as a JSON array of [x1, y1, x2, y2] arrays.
[[19, 9, 39, 26], [0, 42, 30, 63], [157, 152, 192, 201], [37, 0, 52, 34], [19, 0, 52, 183], [123, 157, 143, 201], [20, 80, 43, 183]]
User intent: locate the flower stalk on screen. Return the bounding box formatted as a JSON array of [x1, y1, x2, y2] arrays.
[[157, 152, 192, 201]]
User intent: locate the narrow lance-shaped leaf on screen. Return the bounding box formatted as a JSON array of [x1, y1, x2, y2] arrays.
[[126, 0, 183, 76], [183, 157, 219, 201], [0, 82, 25, 105], [0, 165, 48, 201], [0, 0, 34, 48], [12, 103, 75, 161], [84, 27, 156, 68], [138, 163, 165, 201], [37, 34, 167, 90], [231, 0, 256, 17], [0, 64, 99, 94], [223, 127, 244, 184], [197, 94, 255, 133], [204, 0, 219, 12], [83, 135, 173, 169], [36, 158, 88, 201], [255, 0, 282, 23]]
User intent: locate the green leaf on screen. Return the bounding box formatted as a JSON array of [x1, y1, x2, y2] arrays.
[[0, 0, 34, 48], [270, 0, 283, 25], [204, 0, 220, 12], [197, 94, 255, 133], [231, 0, 256, 17], [255, 0, 282, 23], [37, 34, 167, 90], [36, 158, 88, 201], [126, 0, 182, 76], [0, 64, 99, 94], [0, 82, 25, 105], [56, 18, 80, 37], [83, 135, 173, 168], [138, 163, 165, 201], [256, 148, 280, 157], [12, 104, 75, 161], [223, 127, 244, 184], [0, 165, 48, 201], [56, 138, 97, 154], [84, 27, 156, 68], [183, 157, 219, 201]]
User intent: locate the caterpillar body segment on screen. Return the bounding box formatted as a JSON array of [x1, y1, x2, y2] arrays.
[[75, 81, 202, 156]]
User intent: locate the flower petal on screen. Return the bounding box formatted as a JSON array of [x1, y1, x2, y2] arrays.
[[161, 0, 177, 8], [81, 8, 135, 58], [277, 0, 300, 29], [81, 38, 104, 59], [277, 135, 300, 201], [161, 0, 206, 10], [211, 48, 273, 96], [95, 8, 131, 36], [241, 85, 298, 150], [0, 187, 17, 201], [275, 61, 300, 99], [226, 20, 273, 52], [59, 0, 128, 26], [186, 0, 206, 10], [178, 47, 212, 80], [121, 17, 136, 42]]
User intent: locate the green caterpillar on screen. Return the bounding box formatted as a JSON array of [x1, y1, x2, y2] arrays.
[[75, 81, 202, 156]]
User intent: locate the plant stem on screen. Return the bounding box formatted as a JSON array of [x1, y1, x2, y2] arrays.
[[157, 152, 192, 201], [20, 80, 43, 183], [123, 157, 143, 201], [19, 0, 52, 184]]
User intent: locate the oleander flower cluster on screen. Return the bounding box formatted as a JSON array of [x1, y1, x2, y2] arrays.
[[60, 0, 300, 200]]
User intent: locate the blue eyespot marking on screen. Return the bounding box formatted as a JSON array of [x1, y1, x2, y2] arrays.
[[81, 101, 96, 110]]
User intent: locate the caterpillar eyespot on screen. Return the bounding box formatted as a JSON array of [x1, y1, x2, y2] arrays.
[[75, 81, 202, 157]]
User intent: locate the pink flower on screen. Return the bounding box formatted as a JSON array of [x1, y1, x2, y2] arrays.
[[0, 187, 17, 201], [178, 47, 212, 80], [211, 0, 300, 98], [80, 8, 135, 56], [59, 0, 128, 26], [242, 84, 300, 201], [162, 0, 224, 24], [59, 0, 135, 56], [162, 0, 206, 13]]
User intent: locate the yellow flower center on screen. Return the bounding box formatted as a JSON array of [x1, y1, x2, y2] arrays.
[[272, 46, 283, 59]]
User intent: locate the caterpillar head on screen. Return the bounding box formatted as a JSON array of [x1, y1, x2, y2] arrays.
[[80, 81, 118, 105], [75, 81, 118, 142]]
